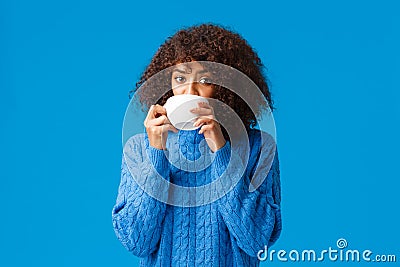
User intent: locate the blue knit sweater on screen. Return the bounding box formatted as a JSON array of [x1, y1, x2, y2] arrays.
[[112, 129, 281, 266]]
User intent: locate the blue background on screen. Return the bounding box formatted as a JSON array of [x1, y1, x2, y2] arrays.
[[1, 0, 399, 266]]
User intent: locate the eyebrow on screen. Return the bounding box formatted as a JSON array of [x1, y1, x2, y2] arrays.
[[172, 68, 210, 75], [172, 68, 187, 74]]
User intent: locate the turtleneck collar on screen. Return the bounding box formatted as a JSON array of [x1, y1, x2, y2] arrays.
[[178, 129, 205, 145]]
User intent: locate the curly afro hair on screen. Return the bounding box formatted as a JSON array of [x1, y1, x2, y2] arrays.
[[130, 23, 275, 138]]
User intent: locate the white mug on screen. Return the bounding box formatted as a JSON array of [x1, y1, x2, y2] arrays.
[[164, 95, 209, 130]]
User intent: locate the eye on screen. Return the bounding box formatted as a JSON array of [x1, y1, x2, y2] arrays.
[[199, 77, 212, 85], [174, 76, 186, 83]]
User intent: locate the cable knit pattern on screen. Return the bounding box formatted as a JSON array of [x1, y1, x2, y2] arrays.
[[112, 129, 282, 266]]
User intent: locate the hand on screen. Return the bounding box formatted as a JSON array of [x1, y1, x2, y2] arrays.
[[144, 104, 178, 150], [191, 102, 226, 152]]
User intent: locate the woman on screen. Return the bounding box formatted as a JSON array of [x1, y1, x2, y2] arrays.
[[112, 23, 282, 266]]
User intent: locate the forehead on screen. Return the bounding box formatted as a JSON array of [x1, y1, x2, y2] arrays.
[[173, 62, 209, 73]]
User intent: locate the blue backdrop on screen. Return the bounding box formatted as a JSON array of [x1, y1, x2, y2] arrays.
[[1, 0, 399, 266]]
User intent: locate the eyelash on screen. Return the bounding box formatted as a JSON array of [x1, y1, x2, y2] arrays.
[[174, 76, 186, 83], [174, 76, 212, 85], [199, 77, 212, 85]]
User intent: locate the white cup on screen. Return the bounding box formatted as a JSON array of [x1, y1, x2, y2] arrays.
[[164, 95, 209, 130]]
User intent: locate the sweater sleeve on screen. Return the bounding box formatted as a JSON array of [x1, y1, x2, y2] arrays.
[[212, 138, 282, 258], [111, 135, 170, 257]]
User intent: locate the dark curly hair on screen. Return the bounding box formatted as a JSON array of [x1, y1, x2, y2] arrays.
[[130, 23, 274, 139]]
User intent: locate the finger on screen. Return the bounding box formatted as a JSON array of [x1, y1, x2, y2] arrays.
[[147, 104, 167, 120], [147, 115, 169, 127], [193, 116, 214, 127], [190, 107, 213, 116], [160, 123, 179, 133], [198, 124, 213, 135], [147, 122, 178, 136], [144, 105, 155, 123], [153, 104, 167, 114], [197, 101, 212, 108], [196, 114, 215, 121], [198, 102, 214, 113]]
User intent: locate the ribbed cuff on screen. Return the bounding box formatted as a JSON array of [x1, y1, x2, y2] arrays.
[[145, 145, 170, 179], [143, 131, 171, 179], [213, 141, 231, 177]]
